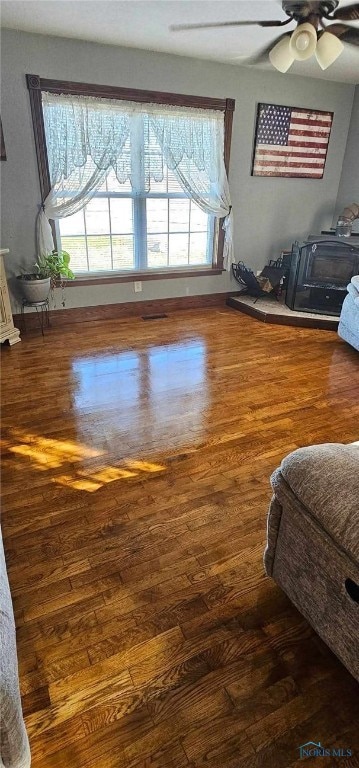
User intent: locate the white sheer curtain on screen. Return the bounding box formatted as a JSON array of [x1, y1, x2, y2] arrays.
[[39, 92, 234, 269]]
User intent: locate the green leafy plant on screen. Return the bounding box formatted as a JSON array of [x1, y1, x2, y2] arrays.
[[35, 250, 75, 289], [17, 250, 75, 307]]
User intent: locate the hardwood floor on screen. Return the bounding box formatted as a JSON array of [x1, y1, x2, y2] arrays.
[[1, 307, 359, 768]]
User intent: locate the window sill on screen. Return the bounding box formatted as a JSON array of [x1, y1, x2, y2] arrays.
[[65, 267, 224, 287]]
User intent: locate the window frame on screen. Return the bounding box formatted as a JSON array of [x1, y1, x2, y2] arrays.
[[27, 74, 235, 283], [56, 180, 216, 276]]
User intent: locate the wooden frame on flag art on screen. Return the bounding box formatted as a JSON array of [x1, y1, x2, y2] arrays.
[[251, 103, 333, 179]]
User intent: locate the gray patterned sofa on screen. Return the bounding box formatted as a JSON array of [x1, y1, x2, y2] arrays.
[[338, 275, 359, 352], [0, 528, 30, 767], [265, 443, 359, 681]]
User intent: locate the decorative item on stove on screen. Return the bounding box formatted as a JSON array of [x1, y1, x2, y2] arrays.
[[336, 218, 353, 237], [335, 202, 359, 237]]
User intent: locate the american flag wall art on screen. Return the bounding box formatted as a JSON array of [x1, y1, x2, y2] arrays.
[[252, 103, 333, 179]]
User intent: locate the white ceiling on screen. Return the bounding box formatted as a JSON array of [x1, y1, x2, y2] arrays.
[[1, 0, 359, 83]]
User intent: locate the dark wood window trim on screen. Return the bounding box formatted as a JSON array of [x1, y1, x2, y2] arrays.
[[27, 74, 235, 278]]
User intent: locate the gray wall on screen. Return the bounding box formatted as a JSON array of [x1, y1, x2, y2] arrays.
[[0, 29, 355, 310], [334, 85, 359, 232]]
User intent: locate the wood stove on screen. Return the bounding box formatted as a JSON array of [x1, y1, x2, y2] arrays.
[[286, 238, 359, 317]]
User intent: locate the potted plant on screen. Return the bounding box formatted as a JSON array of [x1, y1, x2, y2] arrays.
[[17, 250, 75, 304]]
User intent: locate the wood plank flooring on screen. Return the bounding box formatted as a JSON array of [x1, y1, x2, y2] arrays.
[[1, 307, 359, 768]]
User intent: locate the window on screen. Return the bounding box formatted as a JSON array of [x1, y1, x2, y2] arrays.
[[57, 166, 214, 275], [27, 75, 234, 282]]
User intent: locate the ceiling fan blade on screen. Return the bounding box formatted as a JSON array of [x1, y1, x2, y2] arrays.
[[325, 23, 359, 45], [244, 32, 291, 64], [170, 19, 291, 32], [333, 3, 359, 20]]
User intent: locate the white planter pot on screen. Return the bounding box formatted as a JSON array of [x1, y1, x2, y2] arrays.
[[18, 276, 51, 303]]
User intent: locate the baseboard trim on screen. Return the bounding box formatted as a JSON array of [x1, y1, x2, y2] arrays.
[[14, 292, 239, 330]]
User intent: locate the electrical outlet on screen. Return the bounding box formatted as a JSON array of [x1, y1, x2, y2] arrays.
[[134, 281, 142, 293]]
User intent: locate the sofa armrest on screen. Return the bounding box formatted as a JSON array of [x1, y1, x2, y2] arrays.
[[0, 530, 31, 768]]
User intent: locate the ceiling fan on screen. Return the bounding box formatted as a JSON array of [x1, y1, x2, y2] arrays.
[[170, 1, 359, 72]]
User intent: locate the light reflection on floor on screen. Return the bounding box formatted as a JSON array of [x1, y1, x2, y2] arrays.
[[2, 429, 166, 492], [71, 338, 208, 456], [2, 339, 208, 492]]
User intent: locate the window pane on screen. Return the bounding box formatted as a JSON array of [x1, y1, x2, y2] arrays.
[[147, 234, 168, 268], [97, 175, 108, 192], [110, 198, 133, 234], [87, 236, 112, 271], [59, 210, 85, 236], [145, 124, 167, 192], [189, 232, 209, 265], [106, 168, 132, 193], [146, 199, 168, 233], [167, 168, 184, 193], [112, 235, 135, 270], [148, 172, 168, 193], [169, 199, 190, 233], [61, 236, 88, 272], [190, 203, 208, 232], [169, 233, 189, 266], [85, 199, 110, 235]]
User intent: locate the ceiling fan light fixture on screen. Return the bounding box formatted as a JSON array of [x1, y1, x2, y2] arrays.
[[269, 36, 294, 72], [315, 30, 344, 69], [289, 22, 318, 60]]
